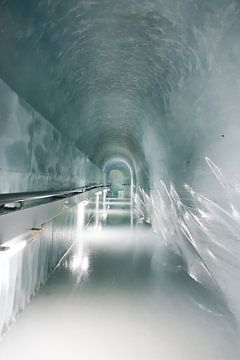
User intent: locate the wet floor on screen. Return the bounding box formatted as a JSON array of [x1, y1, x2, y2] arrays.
[[0, 197, 240, 359]]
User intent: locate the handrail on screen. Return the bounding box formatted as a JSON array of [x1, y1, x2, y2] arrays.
[[0, 184, 108, 207], [0, 185, 109, 244]]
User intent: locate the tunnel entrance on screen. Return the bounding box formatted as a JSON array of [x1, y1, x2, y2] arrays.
[[104, 159, 134, 199], [108, 168, 130, 198]]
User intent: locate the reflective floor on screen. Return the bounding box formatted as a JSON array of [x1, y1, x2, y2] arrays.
[[0, 197, 240, 359]]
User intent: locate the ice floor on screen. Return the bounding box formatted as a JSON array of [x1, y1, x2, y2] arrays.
[[0, 198, 240, 360]]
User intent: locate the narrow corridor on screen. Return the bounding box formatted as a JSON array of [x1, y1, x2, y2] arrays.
[[0, 196, 239, 360]]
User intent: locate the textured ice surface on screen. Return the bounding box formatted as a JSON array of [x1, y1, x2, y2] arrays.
[[0, 79, 104, 193], [0, 1, 239, 175], [138, 157, 240, 326], [0, 199, 93, 337]]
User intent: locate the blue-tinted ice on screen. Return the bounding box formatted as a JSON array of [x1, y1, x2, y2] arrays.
[[0, 194, 239, 359]]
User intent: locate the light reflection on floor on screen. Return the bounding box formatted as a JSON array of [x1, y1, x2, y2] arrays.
[[0, 197, 240, 359]]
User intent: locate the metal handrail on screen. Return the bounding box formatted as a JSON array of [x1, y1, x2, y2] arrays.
[[0, 184, 108, 207], [0, 184, 109, 245]]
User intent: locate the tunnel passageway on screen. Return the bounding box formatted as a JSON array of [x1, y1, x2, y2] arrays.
[[1, 0, 240, 357], [0, 196, 239, 360]]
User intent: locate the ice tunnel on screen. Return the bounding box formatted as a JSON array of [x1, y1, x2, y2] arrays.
[[0, 0, 240, 359]]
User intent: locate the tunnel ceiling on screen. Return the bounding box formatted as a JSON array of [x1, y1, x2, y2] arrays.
[[0, 0, 238, 171]]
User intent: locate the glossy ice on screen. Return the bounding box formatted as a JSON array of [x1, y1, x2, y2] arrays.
[[0, 196, 239, 360]]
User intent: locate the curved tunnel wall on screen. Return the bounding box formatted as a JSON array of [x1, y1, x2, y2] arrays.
[[0, 1, 239, 192], [0, 0, 240, 322], [104, 159, 133, 197]]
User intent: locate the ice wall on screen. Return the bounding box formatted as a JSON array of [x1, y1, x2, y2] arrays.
[[0, 200, 93, 338], [142, 2, 240, 323], [0, 79, 104, 193]]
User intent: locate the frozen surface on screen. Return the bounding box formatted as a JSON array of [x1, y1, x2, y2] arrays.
[[0, 78, 104, 193], [0, 205, 80, 337], [138, 156, 240, 326], [1, 0, 239, 176], [0, 197, 239, 359]]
